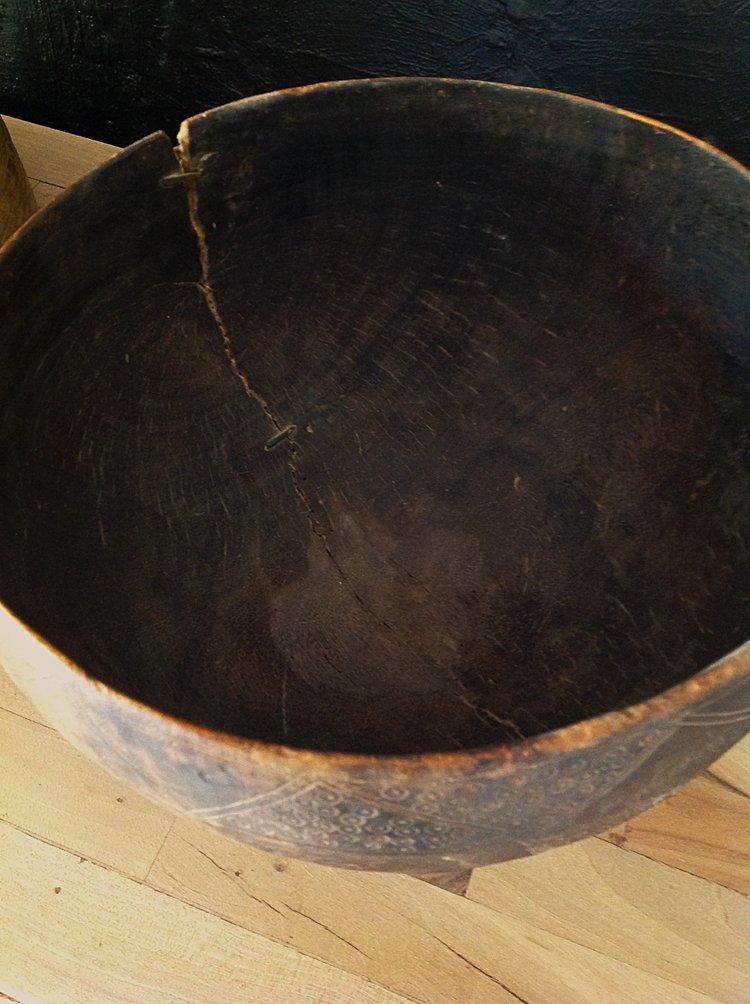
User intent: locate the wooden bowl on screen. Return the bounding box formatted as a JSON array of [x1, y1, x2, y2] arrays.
[[1, 79, 749, 871]]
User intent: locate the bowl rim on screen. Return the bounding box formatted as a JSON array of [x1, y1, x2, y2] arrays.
[[3, 75, 750, 771], [3, 596, 750, 770], [177, 74, 750, 179]]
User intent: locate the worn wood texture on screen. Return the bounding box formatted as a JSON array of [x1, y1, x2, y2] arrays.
[[1, 81, 750, 874], [466, 836, 750, 1003], [1, 116, 749, 1003]]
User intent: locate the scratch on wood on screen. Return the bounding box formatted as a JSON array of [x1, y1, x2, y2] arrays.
[[610, 595, 640, 631], [458, 694, 525, 740]]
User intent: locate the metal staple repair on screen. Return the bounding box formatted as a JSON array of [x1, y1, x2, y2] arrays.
[[160, 169, 204, 188], [264, 425, 297, 451], [161, 152, 217, 188]]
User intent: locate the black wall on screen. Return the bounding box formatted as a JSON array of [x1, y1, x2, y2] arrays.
[[1, 1, 749, 163]]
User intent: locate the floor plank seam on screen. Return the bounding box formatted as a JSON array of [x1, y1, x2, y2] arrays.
[[1, 704, 55, 731], [0, 817, 166, 887], [594, 833, 749, 898], [25, 177, 64, 189], [133, 859, 429, 1004], [142, 818, 176, 883], [705, 769, 750, 800], [4, 818, 426, 1003], [452, 899, 746, 999]]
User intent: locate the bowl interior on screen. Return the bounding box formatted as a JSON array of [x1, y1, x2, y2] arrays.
[[1, 81, 749, 754]]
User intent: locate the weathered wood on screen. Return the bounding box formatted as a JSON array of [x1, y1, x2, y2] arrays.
[[148, 812, 750, 1004], [1, 80, 749, 871]]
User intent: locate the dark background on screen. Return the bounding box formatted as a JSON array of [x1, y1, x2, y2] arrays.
[[1, 1, 749, 160]]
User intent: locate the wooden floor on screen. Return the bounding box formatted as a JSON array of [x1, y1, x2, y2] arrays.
[[1, 116, 749, 1004]]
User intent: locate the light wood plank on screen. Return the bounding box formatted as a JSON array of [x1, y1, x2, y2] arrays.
[[4, 115, 120, 189], [602, 772, 750, 895], [149, 815, 729, 1004], [414, 869, 473, 895], [0, 707, 173, 879], [0, 665, 43, 723], [709, 734, 750, 799], [467, 837, 750, 1004], [29, 178, 64, 208], [149, 819, 512, 1004], [0, 116, 36, 242], [0, 821, 412, 1004]]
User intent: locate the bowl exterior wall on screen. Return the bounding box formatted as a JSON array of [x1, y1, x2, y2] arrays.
[[2, 602, 748, 870]]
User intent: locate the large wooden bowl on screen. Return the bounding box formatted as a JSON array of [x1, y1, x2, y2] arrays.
[[1, 79, 749, 871]]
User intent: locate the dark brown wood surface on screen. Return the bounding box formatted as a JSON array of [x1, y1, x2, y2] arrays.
[[1, 80, 749, 869]]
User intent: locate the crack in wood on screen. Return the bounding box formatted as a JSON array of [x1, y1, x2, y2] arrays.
[[173, 129, 427, 703], [282, 902, 373, 959], [183, 839, 285, 918], [176, 142, 283, 436], [432, 935, 531, 1003], [174, 132, 344, 568], [174, 127, 524, 714]]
